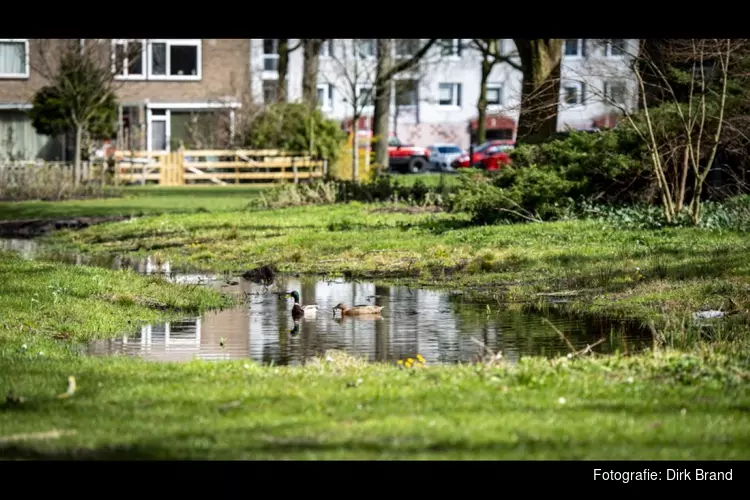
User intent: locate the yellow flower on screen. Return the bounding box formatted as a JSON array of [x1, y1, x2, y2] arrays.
[[397, 359, 404, 365], [416, 354, 425, 364], [407, 358, 414, 364]]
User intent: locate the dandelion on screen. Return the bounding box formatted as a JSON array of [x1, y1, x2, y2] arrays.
[[416, 354, 425, 364], [397, 359, 404, 365], [558, 397, 567, 405]]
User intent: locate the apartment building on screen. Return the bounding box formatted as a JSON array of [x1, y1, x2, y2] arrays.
[[251, 38, 639, 149], [0, 38, 250, 160]]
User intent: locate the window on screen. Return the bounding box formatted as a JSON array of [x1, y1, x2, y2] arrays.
[[112, 39, 146, 80], [147, 39, 201, 80], [0, 39, 29, 78], [263, 39, 279, 71], [438, 83, 461, 107], [149, 109, 168, 152], [605, 39, 626, 57], [439, 39, 461, 57], [604, 81, 627, 105], [562, 81, 585, 106], [263, 80, 277, 103], [357, 86, 374, 107], [317, 83, 333, 110], [356, 39, 375, 58], [486, 85, 503, 106], [320, 40, 332, 57], [395, 39, 420, 58], [496, 39, 505, 56], [564, 39, 584, 57], [395, 79, 418, 106]]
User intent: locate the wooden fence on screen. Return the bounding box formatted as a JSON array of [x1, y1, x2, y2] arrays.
[[113, 149, 328, 186]]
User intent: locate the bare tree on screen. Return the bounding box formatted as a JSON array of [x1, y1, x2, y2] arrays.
[[372, 39, 438, 170], [468, 39, 522, 145], [511, 40, 566, 144], [27, 39, 141, 185], [301, 39, 328, 106], [276, 39, 303, 103], [323, 39, 379, 182], [575, 38, 744, 224]]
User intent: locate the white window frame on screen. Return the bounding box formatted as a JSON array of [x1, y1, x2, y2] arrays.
[[394, 79, 419, 107], [316, 83, 333, 111], [262, 79, 278, 104], [438, 82, 462, 108], [604, 80, 627, 106], [356, 85, 374, 109], [605, 39, 627, 58], [147, 108, 170, 152], [262, 39, 279, 72], [355, 39, 376, 59], [320, 40, 332, 58], [146, 39, 202, 81], [563, 39, 584, 58], [395, 39, 420, 59], [439, 39, 461, 58], [496, 39, 506, 56], [561, 80, 585, 107], [0, 39, 30, 79], [111, 39, 148, 81], [486, 84, 503, 106]]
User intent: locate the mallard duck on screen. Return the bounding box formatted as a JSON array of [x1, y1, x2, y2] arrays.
[[332, 302, 384, 316], [288, 290, 318, 320]]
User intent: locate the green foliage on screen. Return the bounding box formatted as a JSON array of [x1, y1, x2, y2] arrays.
[[27, 49, 118, 140], [578, 195, 750, 231], [242, 103, 346, 164], [448, 129, 650, 225]]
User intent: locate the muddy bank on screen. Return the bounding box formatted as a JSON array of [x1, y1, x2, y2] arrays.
[[0, 215, 131, 239]]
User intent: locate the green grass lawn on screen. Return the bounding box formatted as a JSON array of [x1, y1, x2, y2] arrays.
[[1, 252, 748, 459], [40, 202, 750, 328], [0, 185, 266, 221]]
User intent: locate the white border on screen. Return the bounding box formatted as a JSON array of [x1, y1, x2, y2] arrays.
[[146, 39, 202, 81], [0, 39, 30, 79], [112, 39, 148, 81]]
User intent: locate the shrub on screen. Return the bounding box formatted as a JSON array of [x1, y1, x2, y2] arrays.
[[241, 102, 346, 164], [447, 128, 652, 225]]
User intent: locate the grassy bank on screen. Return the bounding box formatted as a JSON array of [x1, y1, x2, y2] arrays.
[[2, 207, 750, 459], [0, 252, 236, 345], [0, 185, 267, 221], [2, 346, 749, 459], [41, 202, 750, 327]]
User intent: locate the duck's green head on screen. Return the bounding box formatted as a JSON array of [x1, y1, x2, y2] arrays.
[[288, 291, 300, 302]]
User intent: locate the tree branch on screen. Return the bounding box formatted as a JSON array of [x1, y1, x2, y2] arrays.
[[378, 39, 437, 84]]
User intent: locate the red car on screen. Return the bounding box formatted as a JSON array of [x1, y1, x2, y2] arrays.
[[451, 140, 514, 170]]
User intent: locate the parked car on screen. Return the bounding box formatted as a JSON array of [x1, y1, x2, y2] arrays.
[[451, 139, 515, 169], [476, 144, 513, 170], [387, 135, 431, 174], [426, 143, 465, 172]]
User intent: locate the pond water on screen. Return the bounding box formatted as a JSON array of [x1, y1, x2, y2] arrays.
[[1, 238, 654, 365]]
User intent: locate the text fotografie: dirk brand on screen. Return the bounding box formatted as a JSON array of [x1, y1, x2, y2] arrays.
[[594, 469, 732, 481]]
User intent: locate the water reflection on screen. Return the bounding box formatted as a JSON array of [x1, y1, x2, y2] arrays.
[[0, 238, 653, 365], [86, 276, 652, 365]]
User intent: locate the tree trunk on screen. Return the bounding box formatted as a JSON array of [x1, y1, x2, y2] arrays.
[[676, 145, 689, 212], [276, 39, 289, 103], [374, 39, 393, 171], [74, 124, 83, 187], [513, 39, 563, 144], [352, 122, 359, 182], [302, 39, 323, 106], [476, 56, 491, 145]]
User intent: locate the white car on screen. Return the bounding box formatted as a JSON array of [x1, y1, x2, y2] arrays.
[[426, 143, 465, 172]]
